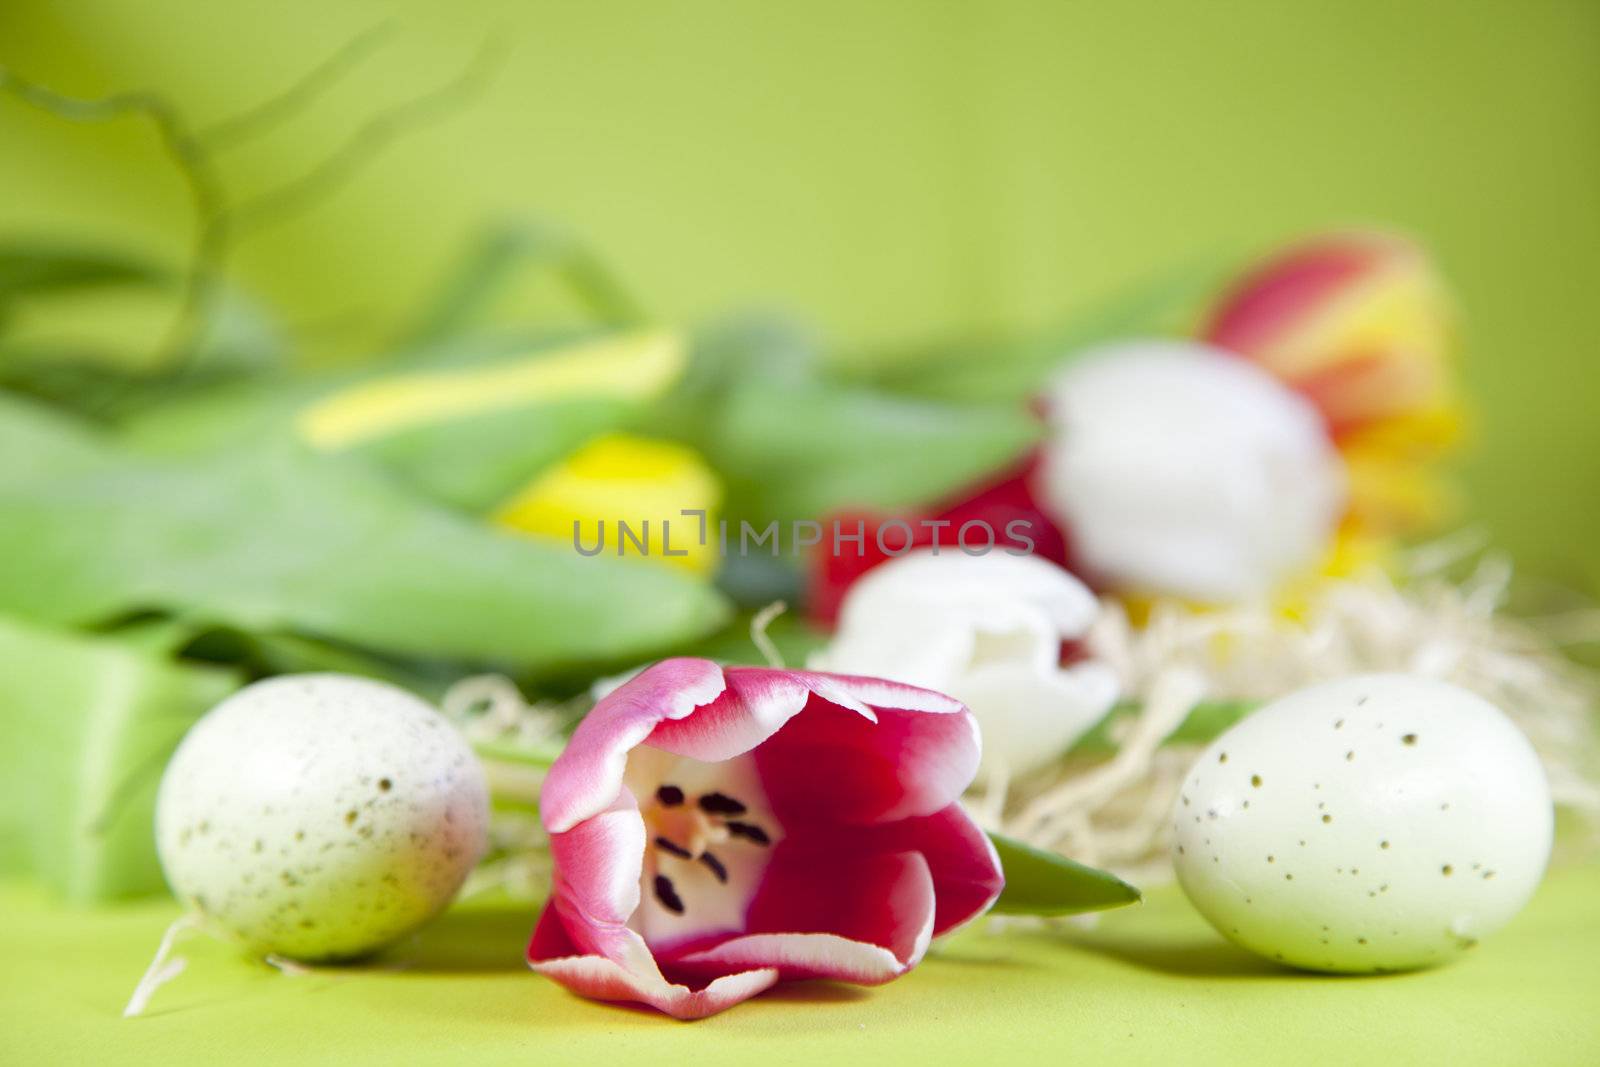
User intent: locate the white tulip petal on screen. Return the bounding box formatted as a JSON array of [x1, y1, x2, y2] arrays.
[[1035, 339, 1345, 603], [812, 550, 1120, 778]]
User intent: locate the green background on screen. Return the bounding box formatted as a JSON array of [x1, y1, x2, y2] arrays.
[[2, 0, 1597, 591]]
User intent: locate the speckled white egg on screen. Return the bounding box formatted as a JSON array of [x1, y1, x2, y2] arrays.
[[156, 673, 490, 961], [1172, 673, 1552, 973]]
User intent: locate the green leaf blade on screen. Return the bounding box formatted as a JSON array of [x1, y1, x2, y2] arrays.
[[0, 613, 241, 902], [0, 393, 731, 674], [987, 830, 1141, 917]]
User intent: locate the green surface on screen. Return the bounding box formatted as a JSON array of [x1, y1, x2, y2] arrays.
[[2, 1, 1598, 592], [3, 863, 1597, 1065]]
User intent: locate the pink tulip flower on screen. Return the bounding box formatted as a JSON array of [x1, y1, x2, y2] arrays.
[[527, 657, 1003, 1019]]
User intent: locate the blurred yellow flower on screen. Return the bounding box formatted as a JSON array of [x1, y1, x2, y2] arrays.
[[493, 433, 722, 575]]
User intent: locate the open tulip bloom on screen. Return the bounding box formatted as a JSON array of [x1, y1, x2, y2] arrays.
[[528, 657, 1004, 1019]]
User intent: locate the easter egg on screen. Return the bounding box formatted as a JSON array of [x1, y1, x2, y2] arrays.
[[156, 673, 490, 961], [1172, 673, 1552, 972]]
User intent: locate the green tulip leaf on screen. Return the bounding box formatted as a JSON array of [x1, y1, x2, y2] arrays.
[[122, 329, 685, 515], [852, 262, 1226, 405], [403, 223, 646, 345], [0, 394, 729, 672], [0, 242, 165, 305], [707, 379, 1040, 526], [0, 613, 240, 902], [987, 830, 1141, 917]]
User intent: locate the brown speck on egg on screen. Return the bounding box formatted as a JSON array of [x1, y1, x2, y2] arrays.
[[1402, 734, 1418, 746], [1442, 864, 1454, 876], [1322, 814, 1333, 824], [1251, 774, 1262, 788]]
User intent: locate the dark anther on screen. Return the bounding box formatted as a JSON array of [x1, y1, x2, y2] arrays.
[[656, 785, 685, 807], [697, 792, 747, 816], [653, 875, 685, 914], [726, 821, 770, 845], [699, 852, 728, 883], [654, 836, 692, 859]]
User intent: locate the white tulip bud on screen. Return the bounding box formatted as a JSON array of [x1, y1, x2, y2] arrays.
[[1035, 340, 1345, 603], [810, 550, 1118, 777]]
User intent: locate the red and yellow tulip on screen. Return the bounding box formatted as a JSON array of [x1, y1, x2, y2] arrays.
[[1203, 231, 1462, 538]]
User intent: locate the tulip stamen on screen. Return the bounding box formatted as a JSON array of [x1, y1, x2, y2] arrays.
[[697, 792, 747, 816], [656, 785, 685, 806], [654, 836, 692, 859], [699, 852, 728, 883], [726, 821, 770, 846], [653, 874, 685, 914]]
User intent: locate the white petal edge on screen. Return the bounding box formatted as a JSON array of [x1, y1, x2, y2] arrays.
[[529, 953, 780, 1021]]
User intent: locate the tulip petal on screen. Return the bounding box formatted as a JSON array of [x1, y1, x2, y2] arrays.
[[644, 666, 846, 762], [546, 659, 978, 833], [754, 681, 979, 826], [542, 793, 653, 963], [673, 850, 937, 984], [541, 657, 726, 833], [529, 904, 780, 1020], [671, 933, 906, 986], [1206, 236, 1389, 366], [953, 659, 1119, 777], [828, 803, 1005, 936]]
